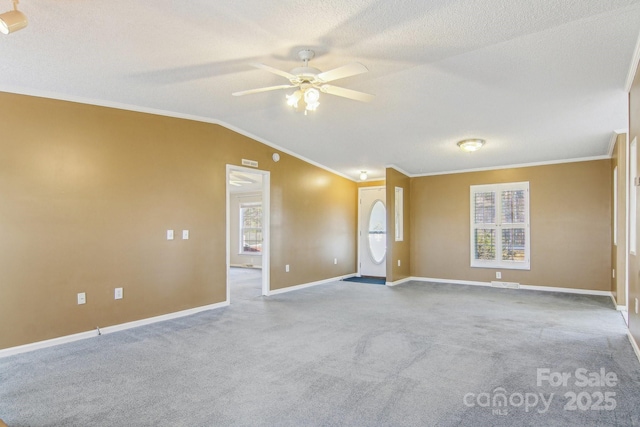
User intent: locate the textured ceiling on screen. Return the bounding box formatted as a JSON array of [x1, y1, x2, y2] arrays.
[[1, 0, 640, 180]]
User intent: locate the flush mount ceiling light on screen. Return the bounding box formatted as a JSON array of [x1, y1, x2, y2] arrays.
[[0, 0, 27, 35], [457, 139, 486, 152], [360, 171, 368, 181]]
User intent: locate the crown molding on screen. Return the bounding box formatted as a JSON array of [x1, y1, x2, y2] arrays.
[[410, 155, 612, 178], [0, 86, 355, 182], [625, 29, 640, 92], [384, 164, 412, 177]]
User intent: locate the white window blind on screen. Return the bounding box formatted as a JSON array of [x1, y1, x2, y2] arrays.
[[470, 182, 530, 270]]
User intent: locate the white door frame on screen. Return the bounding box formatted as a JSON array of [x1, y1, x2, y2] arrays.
[[357, 186, 386, 277], [226, 165, 270, 302]]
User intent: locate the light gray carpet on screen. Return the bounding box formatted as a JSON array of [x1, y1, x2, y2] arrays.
[[1, 271, 639, 426]]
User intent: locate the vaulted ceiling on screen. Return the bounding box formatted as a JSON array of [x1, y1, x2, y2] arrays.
[[1, 0, 640, 180]]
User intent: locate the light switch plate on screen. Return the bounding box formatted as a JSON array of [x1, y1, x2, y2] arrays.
[[77, 292, 86, 305], [182, 230, 189, 240], [115, 288, 123, 300], [167, 230, 174, 240]]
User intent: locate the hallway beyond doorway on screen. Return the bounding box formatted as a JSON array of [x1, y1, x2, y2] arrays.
[[229, 267, 262, 301]]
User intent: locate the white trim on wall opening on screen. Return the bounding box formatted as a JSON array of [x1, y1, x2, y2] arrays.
[[226, 165, 271, 301]]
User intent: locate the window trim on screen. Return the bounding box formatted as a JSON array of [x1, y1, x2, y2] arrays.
[[470, 181, 530, 270], [239, 202, 263, 256], [394, 186, 404, 241], [614, 165, 618, 246]]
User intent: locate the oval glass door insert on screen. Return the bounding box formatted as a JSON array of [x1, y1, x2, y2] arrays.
[[368, 200, 387, 264]]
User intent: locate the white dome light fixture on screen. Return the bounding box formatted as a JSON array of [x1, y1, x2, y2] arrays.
[[0, 0, 27, 35], [360, 171, 368, 181], [457, 139, 485, 152]]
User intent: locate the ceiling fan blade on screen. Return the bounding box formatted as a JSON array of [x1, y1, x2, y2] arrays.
[[250, 63, 297, 80], [232, 84, 296, 96], [321, 85, 375, 102], [316, 62, 369, 83]]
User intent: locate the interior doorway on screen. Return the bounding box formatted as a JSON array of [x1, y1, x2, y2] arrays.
[[226, 165, 270, 302], [358, 186, 387, 279]]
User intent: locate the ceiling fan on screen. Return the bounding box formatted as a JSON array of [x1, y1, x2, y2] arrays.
[[232, 49, 375, 113]]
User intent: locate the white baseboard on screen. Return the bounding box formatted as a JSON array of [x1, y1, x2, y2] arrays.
[[230, 264, 262, 269], [386, 277, 413, 287], [520, 284, 612, 297], [0, 330, 99, 359], [410, 276, 490, 287], [268, 274, 354, 295], [99, 301, 229, 335], [0, 300, 229, 359], [628, 331, 640, 364], [406, 277, 613, 297]]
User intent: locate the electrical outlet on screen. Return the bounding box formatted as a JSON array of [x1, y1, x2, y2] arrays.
[[496, 272, 502, 279], [167, 230, 174, 240], [285, 264, 290, 273], [115, 288, 123, 300], [182, 230, 189, 240], [77, 292, 86, 305], [398, 260, 401, 267], [334, 258, 337, 265], [612, 269, 616, 279]]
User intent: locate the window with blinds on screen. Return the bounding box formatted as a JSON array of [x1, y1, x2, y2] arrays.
[[470, 182, 530, 270], [239, 202, 263, 255]]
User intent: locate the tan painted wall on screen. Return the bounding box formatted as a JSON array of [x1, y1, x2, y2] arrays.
[[629, 67, 640, 346], [0, 92, 357, 349], [386, 168, 410, 282], [357, 180, 385, 188], [410, 161, 611, 290], [268, 155, 357, 289]]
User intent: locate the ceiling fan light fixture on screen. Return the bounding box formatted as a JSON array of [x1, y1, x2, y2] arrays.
[[305, 100, 319, 112], [303, 88, 320, 112], [0, 0, 27, 35], [457, 139, 485, 152], [236, 49, 374, 113], [286, 90, 302, 108], [304, 87, 320, 104], [360, 171, 368, 181]]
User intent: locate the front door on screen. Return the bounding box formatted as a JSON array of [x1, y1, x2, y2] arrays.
[[359, 187, 386, 278]]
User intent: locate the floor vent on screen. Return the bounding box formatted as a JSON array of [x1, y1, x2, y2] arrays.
[[491, 281, 520, 289]]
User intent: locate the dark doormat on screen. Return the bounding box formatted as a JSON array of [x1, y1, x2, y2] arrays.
[[342, 276, 386, 285]]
